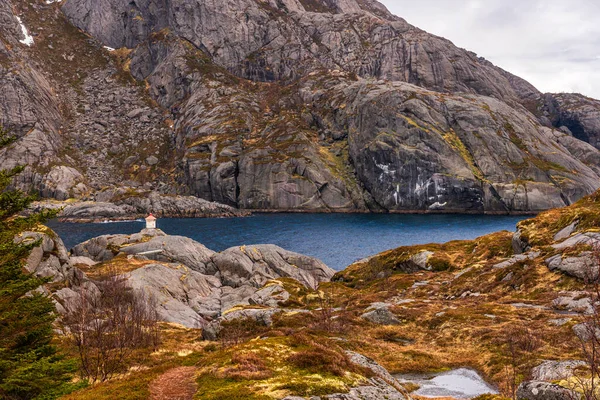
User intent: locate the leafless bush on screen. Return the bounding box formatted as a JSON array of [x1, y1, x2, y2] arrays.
[[218, 317, 268, 348], [568, 242, 600, 399], [502, 325, 542, 399], [63, 270, 160, 383], [315, 285, 337, 333]]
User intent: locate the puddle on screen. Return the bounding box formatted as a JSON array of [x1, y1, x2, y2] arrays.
[[396, 368, 498, 399]]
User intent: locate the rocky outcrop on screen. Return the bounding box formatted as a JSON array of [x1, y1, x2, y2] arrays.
[[70, 229, 333, 327], [16, 228, 101, 316], [211, 244, 335, 289], [282, 351, 408, 399], [48, 191, 248, 222], [552, 292, 594, 314], [121, 236, 216, 275], [546, 252, 597, 281], [127, 263, 222, 328], [17, 231, 78, 283], [541, 93, 600, 150]]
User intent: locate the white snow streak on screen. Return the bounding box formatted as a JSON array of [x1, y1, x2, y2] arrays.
[[16, 16, 34, 47]]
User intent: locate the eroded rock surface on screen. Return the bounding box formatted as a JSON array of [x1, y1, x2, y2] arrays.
[[70, 229, 333, 328], [2, 0, 600, 213]]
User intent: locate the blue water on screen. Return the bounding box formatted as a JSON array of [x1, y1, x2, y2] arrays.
[[47, 213, 527, 270]]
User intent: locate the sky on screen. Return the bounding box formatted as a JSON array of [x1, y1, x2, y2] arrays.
[[378, 0, 600, 99]]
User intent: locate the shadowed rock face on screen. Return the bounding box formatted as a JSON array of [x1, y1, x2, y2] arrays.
[[2, 0, 600, 212], [541, 93, 600, 150]]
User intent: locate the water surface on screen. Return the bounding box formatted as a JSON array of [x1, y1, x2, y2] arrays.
[[396, 368, 498, 398], [48, 213, 526, 270]]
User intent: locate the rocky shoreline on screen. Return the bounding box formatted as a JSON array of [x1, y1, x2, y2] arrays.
[[27, 191, 250, 223], [32, 199, 539, 224]]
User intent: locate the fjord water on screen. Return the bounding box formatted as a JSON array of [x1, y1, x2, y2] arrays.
[[48, 213, 527, 271]]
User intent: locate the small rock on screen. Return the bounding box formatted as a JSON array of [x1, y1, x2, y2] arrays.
[[548, 318, 571, 326]]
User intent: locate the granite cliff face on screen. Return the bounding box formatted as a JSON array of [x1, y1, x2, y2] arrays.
[[2, 0, 600, 212]]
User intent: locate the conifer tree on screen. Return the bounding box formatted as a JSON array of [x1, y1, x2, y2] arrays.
[[0, 166, 75, 400]]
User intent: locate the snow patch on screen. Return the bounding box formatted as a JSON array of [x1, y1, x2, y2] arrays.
[[429, 202, 447, 210], [103, 46, 116, 52], [16, 16, 34, 47], [45, 0, 63, 3], [375, 162, 396, 175]]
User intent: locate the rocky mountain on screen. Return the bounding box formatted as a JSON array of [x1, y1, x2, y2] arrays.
[[2, 0, 600, 213]]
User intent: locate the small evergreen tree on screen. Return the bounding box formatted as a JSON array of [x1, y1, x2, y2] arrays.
[[0, 166, 75, 400]]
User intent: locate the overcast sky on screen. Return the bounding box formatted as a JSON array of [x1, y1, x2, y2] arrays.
[[379, 0, 600, 99]]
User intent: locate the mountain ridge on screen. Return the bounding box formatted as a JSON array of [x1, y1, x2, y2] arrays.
[[2, 0, 600, 214]]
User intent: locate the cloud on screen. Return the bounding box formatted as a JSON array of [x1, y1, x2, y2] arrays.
[[379, 0, 600, 99]]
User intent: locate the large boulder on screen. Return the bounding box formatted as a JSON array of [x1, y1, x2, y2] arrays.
[[516, 381, 578, 400], [39, 166, 89, 200], [546, 252, 597, 281], [16, 231, 77, 283], [210, 244, 335, 289], [532, 360, 586, 382], [361, 303, 401, 325]]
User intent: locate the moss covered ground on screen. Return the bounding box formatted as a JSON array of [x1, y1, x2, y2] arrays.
[[61, 186, 600, 400]]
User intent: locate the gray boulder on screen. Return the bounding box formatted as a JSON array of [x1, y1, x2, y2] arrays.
[[513, 230, 531, 255], [553, 233, 600, 250], [573, 322, 600, 342], [494, 251, 540, 269], [532, 360, 586, 382], [361, 303, 401, 325], [516, 381, 578, 400], [546, 253, 597, 281], [552, 292, 594, 314], [211, 245, 334, 289], [40, 166, 89, 200]]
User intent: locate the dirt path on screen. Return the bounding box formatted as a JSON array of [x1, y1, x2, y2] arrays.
[[149, 366, 198, 400]]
